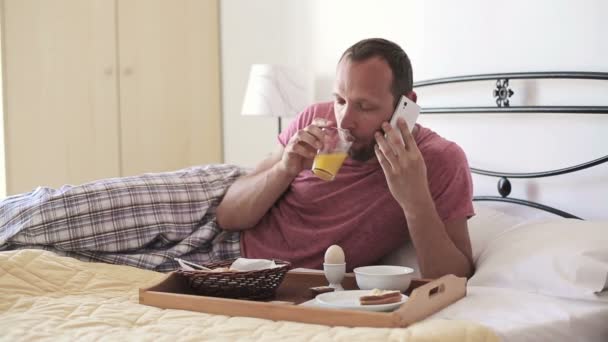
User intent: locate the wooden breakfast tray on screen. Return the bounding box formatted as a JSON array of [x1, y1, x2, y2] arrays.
[[139, 270, 466, 328]]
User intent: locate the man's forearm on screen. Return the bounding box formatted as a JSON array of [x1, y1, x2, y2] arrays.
[[405, 195, 474, 278], [216, 163, 294, 230]]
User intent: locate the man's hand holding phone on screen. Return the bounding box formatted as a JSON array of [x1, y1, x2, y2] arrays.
[[375, 95, 430, 211]]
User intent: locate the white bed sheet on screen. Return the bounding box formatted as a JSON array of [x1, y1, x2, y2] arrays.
[[428, 286, 608, 342]]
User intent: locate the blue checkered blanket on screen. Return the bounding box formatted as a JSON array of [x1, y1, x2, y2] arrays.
[[0, 164, 245, 271]]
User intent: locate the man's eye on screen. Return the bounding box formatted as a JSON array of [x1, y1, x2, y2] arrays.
[[335, 99, 346, 105], [359, 104, 374, 111]]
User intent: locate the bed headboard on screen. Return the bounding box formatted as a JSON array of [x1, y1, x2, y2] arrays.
[[414, 72, 608, 220]]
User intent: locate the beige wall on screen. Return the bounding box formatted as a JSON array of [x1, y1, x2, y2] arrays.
[[219, 0, 313, 167]]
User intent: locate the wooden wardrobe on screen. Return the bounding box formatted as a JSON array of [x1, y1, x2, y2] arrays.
[[0, 0, 222, 196]]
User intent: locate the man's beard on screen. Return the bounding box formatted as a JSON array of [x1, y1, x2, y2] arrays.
[[348, 140, 376, 162]]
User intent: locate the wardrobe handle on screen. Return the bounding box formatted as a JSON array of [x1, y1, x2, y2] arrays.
[[123, 67, 133, 76]]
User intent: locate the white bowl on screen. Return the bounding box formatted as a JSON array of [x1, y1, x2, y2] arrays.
[[353, 265, 414, 292]]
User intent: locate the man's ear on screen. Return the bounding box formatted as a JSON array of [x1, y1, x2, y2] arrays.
[[405, 90, 418, 103]]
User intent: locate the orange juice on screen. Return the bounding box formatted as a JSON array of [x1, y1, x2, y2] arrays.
[[312, 152, 348, 181]]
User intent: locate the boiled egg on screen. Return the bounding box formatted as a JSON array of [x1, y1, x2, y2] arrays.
[[324, 245, 345, 264]]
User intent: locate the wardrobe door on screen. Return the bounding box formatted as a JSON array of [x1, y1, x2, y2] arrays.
[[2, 0, 120, 194], [118, 0, 222, 176]]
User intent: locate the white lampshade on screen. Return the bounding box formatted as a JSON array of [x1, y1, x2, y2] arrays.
[[241, 64, 312, 118]]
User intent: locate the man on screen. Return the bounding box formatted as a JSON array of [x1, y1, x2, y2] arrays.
[[217, 38, 474, 278]]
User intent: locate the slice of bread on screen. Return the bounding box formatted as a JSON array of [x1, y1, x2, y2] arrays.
[[359, 289, 402, 305]]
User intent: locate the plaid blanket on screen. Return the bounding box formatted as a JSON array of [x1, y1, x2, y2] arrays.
[[0, 164, 246, 271]]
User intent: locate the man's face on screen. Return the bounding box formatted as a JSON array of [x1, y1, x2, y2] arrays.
[[332, 56, 395, 162]]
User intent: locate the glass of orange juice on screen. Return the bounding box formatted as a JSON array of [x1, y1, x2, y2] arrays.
[[312, 127, 354, 181]]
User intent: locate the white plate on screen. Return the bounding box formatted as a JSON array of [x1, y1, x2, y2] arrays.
[[315, 290, 408, 312]]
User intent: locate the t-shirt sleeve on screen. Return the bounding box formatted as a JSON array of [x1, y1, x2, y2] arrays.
[[278, 105, 318, 147], [427, 143, 475, 222]]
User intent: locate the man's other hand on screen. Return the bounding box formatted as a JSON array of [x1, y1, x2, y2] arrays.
[[279, 118, 333, 177]]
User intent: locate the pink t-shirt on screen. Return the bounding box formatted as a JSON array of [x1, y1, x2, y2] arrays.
[[241, 102, 474, 271]]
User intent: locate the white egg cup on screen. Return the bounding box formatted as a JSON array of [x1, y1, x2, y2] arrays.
[[323, 263, 346, 291]]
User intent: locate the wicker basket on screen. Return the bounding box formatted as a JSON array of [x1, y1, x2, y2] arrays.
[[176, 259, 292, 300]]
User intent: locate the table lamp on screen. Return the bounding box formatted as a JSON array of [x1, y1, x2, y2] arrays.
[[241, 64, 312, 135]]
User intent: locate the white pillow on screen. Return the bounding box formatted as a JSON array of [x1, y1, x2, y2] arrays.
[[469, 219, 608, 299], [379, 203, 523, 268], [379, 204, 608, 299], [467, 204, 524, 262]]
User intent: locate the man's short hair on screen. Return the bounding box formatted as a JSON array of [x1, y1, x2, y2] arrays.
[[340, 38, 413, 106]]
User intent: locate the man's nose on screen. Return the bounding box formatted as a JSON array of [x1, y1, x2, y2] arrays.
[[339, 104, 356, 130]]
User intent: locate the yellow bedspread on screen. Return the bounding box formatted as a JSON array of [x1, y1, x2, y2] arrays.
[[0, 250, 499, 341]]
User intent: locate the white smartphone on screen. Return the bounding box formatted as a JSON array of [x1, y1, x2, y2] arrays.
[[389, 95, 420, 133]]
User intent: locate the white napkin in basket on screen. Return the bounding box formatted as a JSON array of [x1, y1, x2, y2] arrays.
[[174, 257, 284, 271], [230, 258, 283, 271]]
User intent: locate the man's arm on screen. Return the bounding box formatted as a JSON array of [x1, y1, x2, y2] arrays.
[[402, 193, 473, 278], [216, 119, 330, 231], [374, 118, 474, 278], [216, 146, 292, 230]]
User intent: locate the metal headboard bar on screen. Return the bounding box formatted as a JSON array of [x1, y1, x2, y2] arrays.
[[414, 71, 608, 87], [470, 155, 608, 179], [413, 71, 608, 219], [415, 72, 608, 113], [422, 106, 608, 114], [473, 196, 582, 220]]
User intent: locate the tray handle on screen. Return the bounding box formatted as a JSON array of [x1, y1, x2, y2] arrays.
[[392, 274, 466, 327]]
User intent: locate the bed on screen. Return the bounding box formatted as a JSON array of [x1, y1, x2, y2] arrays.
[[1, 71, 607, 341]]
